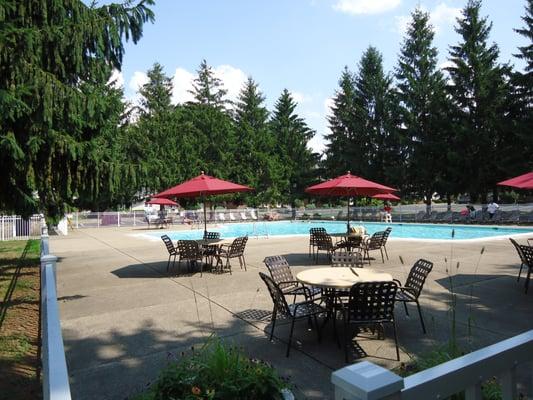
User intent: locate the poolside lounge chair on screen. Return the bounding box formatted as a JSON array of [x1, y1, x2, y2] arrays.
[[250, 210, 258, 220], [229, 212, 236, 222], [393, 259, 433, 333], [240, 211, 248, 221], [218, 212, 226, 222]]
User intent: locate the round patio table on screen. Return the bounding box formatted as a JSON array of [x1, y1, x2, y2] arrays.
[[296, 267, 393, 290]]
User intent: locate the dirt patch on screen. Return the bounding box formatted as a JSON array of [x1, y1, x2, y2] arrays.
[[0, 240, 41, 399]]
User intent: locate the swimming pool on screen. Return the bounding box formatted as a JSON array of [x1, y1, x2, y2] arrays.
[[145, 221, 533, 241]]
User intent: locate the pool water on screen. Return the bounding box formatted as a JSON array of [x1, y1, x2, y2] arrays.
[[148, 221, 533, 241]]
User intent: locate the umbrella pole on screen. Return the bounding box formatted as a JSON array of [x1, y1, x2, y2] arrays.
[[347, 197, 351, 232], [203, 195, 207, 236]]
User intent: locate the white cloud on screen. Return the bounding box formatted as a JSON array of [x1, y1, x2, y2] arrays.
[[171, 68, 195, 104], [107, 69, 124, 89], [290, 91, 312, 104], [395, 3, 461, 36], [128, 71, 149, 92], [213, 65, 248, 101], [324, 97, 335, 117], [334, 0, 401, 15]]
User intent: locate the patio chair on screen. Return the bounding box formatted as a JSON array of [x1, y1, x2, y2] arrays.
[[515, 242, 533, 294], [215, 236, 248, 273], [309, 227, 327, 258], [240, 211, 248, 221], [161, 235, 178, 272], [342, 281, 399, 362], [337, 235, 364, 253], [259, 272, 326, 357], [331, 251, 363, 268], [177, 240, 204, 275], [229, 212, 236, 222], [314, 232, 341, 262], [361, 230, 388, 264], [218, 212, 226, 222], [393, 259, 433, 333], [264, 256, 321, 301], [250, 210, 258, 220], [202, 231, 220, 265]]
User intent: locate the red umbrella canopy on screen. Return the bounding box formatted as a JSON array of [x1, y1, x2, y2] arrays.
[[154, 172, 253, 198], [497, 172, 533, 190], [305, 172, 396, 197], [146, 198, 178, 206], [373, 193, 401, 201]]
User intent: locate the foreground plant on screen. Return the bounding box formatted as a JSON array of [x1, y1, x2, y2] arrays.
[[134, 337, 289, 400]]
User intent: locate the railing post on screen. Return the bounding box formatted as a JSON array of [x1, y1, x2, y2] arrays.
[[12, 216, 17, 239], [117, 211, 120, 227], [97, 212, 100, 228], [1, 215, 4, 241], [133, 210, 136, 226], [75, 212, 79, 229], [331, 361, 403, 400]]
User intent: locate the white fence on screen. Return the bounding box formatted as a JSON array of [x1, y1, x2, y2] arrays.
[[67, 203, 533, 230], [332, 330, 533, 400], [40, 225, 72, 400], [0, 215, 42, 240]]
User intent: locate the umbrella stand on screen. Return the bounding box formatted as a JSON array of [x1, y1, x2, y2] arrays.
[[202, 194, 207, 236], [346, 197, 351, 232]]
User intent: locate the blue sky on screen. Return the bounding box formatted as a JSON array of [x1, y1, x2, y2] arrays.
[[109, 0, 528, 152]]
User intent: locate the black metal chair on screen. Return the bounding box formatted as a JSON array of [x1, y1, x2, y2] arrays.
[[331, 251, 363, 268], [259, 272, 326, 357], [510, 238, 529, 285], [517, 244, 533, 294], [314, 232, 341, 262], [393, 259, 433, 333], [342, 281, 399, 362], [202, 231, 221, 265], [309, 227, 327, 258], [177, 240, 204, 275], [216, 236, 248, 273], [161, 235, 178, 272], [264, 256, 321, 302], [361, 230, 388, 264]]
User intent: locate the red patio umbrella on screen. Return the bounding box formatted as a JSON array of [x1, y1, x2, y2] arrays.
[[146, 198, 178, 206], [373, 193, 401, 201], [497, 171, 533, 190], [305, 171, 396, 230], [154, 172, 253, 234]]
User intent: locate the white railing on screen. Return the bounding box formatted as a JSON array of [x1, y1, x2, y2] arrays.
[[332, 329, 533, 400], [40, 225, 72, 400], [0, 215, 42, 240]]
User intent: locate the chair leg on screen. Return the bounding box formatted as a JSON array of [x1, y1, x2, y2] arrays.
[[286, 317, 296, 357], [333, 309, 341, 349], [416, 300, 426, 334], [344, 319, 350, 363], [517, 263, 524, 282], [525, 267, 531, 294], [380, 248, 384, 263], [384, 245, 389, 260], [392, 319, 400, 361], [403, 301, 409, 316], [242, 255, 247, 271], [166, 255, 171, 272], [270, 308, 277, 341]]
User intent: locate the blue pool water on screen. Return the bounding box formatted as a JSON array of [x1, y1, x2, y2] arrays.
[[148, 221, 533, 241]]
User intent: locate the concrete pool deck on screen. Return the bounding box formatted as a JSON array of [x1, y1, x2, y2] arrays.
[[51, 226, 533, 399]]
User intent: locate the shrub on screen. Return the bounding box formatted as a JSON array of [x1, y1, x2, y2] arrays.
[[135, 338, 288, 400]]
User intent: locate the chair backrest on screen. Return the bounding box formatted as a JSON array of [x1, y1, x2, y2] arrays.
[[264, 256, 295, 289], [347, 281, 398, 322], [382, 227, 392, 245], [331, 251, 363, 268], [309, 227, 327, 244], [259, 272, 291, 317], [177, 240, 200, 259], [161, 235, 177, 255], [203, 231, 221, 240], [510, 238, 527, 264], [367, 231, 386, 250], [229, 236, 248, 257], [315, 231, 333, 249], [345, 235, 363, 248], [404, 259, 433, 299], [518, 245, 533, 267]]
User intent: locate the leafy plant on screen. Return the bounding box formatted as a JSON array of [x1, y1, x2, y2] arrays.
[[135, 338, 288, 400]]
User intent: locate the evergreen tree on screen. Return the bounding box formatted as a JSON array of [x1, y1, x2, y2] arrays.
[[270, 89, 318, 204], [396, 9, 449, 207], [190, 60, 228, 108], [324, 68, 357, 178], [447, 0, 511, 202], [138, 63, 173, 115], [0, 0, 154, 218]]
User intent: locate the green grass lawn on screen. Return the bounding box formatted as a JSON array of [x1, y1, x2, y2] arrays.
[[0, 239, 42, 399]]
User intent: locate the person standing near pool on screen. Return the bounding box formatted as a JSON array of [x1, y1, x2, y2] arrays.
[[487, 201, 499, 219]]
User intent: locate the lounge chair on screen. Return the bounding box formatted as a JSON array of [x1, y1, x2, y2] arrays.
[[218, 212, 226, 222], [229, 212, 236, 222], [250, 210, 258, 220], [240, 212, 248, 221]]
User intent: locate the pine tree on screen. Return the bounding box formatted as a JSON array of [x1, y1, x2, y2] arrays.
[[190, 60, 228, 108], [139, 63, 173, 115], [0, 0, 154, 218], [324, 67, 357, 177], [270, 89, 318, 204], [396, 9, 449, 208], [447, 0, 511, 202]]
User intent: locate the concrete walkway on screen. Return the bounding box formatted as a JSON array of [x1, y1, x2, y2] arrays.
[[51, 226, 533, 399]]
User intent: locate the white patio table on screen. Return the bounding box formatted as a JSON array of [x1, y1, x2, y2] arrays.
[[296, 267, 392, 290]]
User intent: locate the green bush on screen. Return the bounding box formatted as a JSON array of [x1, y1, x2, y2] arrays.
[[134, 338, 288, 400], [305, 203, 316, 210]]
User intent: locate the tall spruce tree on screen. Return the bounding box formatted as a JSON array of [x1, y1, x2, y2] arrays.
[[0, 0, 154, 218], [232, 78, 280, 204], [324, 68, 357, 178], [352, 46, 399, 184], [447, 0, 511, 202], [270, 89, 318, 204], [396, 9, 449, 208], [190, 60, 228, 108]]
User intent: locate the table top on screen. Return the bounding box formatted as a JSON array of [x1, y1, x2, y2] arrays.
[[296, 267, 393, 289], [329, 232, 366, 238], [194, 239, 232, 246]]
